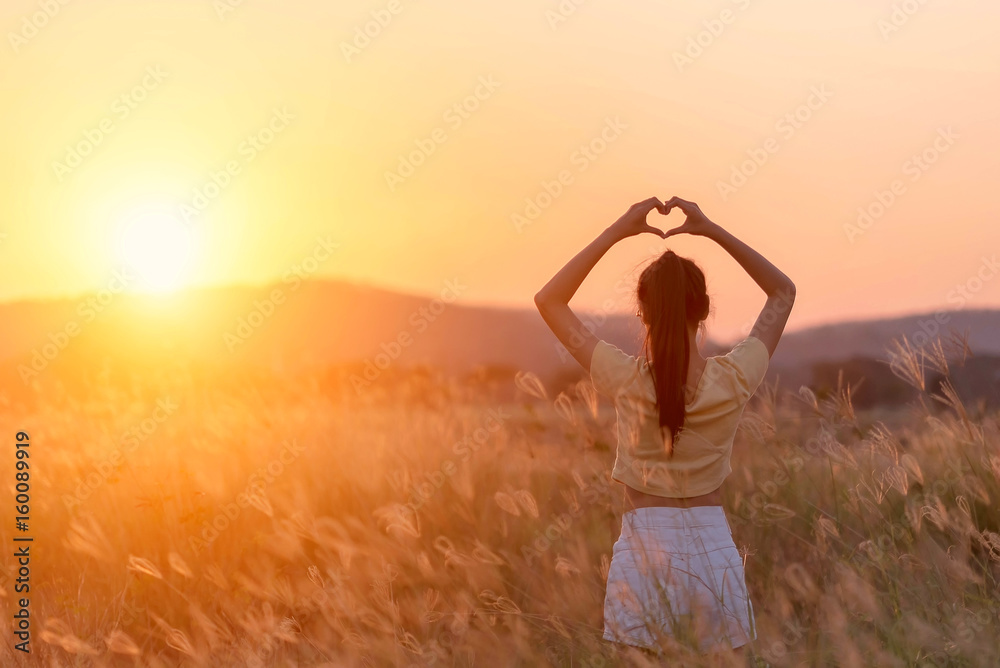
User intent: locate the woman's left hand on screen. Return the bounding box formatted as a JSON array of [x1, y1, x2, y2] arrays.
[[606, 197, 668, 241]]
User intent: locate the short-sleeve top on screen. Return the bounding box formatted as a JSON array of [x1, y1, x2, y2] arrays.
[[590, 336, 769, 497]]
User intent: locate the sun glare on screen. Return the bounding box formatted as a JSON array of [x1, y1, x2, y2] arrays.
[[118, 211, 194, 293]]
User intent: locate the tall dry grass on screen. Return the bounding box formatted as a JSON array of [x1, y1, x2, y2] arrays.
[[0, 331, 998, 667]]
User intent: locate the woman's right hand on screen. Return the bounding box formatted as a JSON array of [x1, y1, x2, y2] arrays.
[[662, 197, 720, 239]]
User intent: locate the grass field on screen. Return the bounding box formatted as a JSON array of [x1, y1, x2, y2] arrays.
[[2, 333, 999, 667]]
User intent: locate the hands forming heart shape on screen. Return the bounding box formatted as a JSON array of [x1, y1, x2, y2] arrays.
[[609, 196, 718, 241]]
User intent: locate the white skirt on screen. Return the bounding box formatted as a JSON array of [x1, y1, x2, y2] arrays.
[[603, 505, 755, 653]]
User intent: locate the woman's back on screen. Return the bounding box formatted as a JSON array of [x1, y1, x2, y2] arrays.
[[590, 335, 770, 498]]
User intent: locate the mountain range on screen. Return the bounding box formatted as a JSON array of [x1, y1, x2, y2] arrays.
[[2, 280, 998, 403]]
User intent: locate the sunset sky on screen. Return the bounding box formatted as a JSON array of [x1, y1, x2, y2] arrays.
[[2, 0, 998, 341]]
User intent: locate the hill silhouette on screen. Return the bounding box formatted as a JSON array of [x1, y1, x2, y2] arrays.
[[2, 280, 998, 406]]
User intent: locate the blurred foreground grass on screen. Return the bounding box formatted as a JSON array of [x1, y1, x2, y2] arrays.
[[0, 333, 998, 667]]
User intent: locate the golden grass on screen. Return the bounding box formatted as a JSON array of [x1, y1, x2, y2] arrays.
[[1, 332, 998, 667]]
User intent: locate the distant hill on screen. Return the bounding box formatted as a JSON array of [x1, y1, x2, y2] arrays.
[[761, 310, 1000, 389], [1, 280, 997, 405]]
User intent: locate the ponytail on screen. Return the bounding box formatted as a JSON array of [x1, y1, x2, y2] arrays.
[[636, 250, 709, 455]]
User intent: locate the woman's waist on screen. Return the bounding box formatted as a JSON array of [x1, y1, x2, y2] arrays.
[[624, 483, 723, 510], [612, 453, 730, 505]]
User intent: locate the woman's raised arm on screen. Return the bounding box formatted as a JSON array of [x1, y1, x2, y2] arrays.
[[662, 197, 795, 358], [534, 197, 667, 371]]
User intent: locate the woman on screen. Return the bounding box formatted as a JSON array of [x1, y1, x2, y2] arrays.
[[533, 196, 795, 659]]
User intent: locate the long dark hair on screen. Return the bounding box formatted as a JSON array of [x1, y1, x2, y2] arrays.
[[636, 250, 710, 453]]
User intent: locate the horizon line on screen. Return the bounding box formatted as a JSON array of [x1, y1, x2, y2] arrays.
[[0, 276, 996, 337]]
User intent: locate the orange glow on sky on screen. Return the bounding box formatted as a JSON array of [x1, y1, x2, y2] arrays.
[[1, 0, 998, 340]]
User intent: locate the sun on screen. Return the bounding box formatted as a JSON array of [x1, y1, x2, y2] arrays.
[[118, 210, 194, 293]]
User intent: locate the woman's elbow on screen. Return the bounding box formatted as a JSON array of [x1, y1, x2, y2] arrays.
[[767, 281, 796, 301]]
